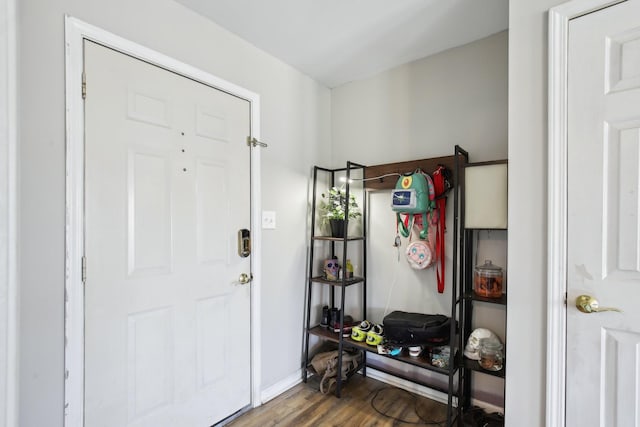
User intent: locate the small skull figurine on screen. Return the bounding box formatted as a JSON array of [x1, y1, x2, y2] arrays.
[[324, 258, 340, 281], [464, 328, 499, 360]]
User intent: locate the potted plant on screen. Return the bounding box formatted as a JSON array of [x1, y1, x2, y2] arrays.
[[319, 186, 361, 237]]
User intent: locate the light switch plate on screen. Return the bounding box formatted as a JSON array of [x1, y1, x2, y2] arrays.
[[262, 211, 276, 229]]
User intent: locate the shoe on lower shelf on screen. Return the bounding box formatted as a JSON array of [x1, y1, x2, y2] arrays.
[[351, 320, 372, 342], [366, 324, 384, 346], [332, 315, 357, 337]]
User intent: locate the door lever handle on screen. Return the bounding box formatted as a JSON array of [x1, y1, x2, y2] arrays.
[[576, 295, 621, 313]]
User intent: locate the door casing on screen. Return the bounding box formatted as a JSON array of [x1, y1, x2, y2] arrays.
[[547, 1, 626, 426], [64, 16, 263, 427]]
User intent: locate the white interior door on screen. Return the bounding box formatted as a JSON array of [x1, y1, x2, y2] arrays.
[[567, 1, 640, 425], [83, 40, 252, 427]]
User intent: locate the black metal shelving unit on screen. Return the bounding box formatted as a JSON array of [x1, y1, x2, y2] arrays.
[[457, 157, 508, 420], [303, 161, 367, 398], [450, 145, 469, 425], [303, 149, 472, 426]]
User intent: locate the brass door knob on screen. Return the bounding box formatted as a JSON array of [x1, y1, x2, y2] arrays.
[[238, 273, 253, 285], [575, 295, 621, 313]]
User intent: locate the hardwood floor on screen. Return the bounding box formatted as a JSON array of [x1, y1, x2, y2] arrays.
[[226, 375, 449, 427]]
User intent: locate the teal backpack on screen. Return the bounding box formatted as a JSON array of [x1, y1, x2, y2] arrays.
[[391, 170, 436, 239]]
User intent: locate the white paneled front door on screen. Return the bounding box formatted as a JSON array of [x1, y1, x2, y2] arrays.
[[83, 40, 251, 426], [567, 1, 640, 424]]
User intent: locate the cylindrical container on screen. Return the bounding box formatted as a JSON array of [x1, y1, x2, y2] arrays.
[[478, 339, 504, 371], [474, 260, 503, 298], [408, 346, 422, 357]]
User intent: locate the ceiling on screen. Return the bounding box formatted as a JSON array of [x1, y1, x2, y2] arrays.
[[174, 0, 509, 88]]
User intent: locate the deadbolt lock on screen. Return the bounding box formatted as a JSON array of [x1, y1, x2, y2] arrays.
[[238, 229, 251, 258]]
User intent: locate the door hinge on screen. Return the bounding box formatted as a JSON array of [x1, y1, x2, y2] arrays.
[[247, 136, 268, 148], [564, 292, 567, 306], [81, 256, 87, 283], [81, 72, 87, 100]]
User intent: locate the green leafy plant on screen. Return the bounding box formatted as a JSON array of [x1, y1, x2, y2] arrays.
[[319, 186, 361, 222]]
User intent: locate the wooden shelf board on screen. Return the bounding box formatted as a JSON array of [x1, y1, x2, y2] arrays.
[[465, 292, 507, 305], [313, 236, 365, 242], [308, 326, 456, 376], [463, 358, 505, 378], [363, 155, 462, 190], [310, 277, 365, 287]]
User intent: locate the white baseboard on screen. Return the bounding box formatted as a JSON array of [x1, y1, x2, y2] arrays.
[[367, 368, 504, 414], [364, 368, 455, 406], [258, 367, 503, 416], [470, 398, 504, 415], [260, 370, 303, 405]]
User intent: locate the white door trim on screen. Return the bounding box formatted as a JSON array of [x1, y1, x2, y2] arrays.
[[0, 0, 18, 426], [547, 1, 625, 426], [64, 16, 263, 426]]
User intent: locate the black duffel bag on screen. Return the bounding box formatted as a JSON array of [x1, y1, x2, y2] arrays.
[[383, 311, 452, 346]]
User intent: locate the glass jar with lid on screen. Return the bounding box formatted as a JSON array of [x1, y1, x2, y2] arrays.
[[474, 260, 503, 298], [478, 338, 504, 371]]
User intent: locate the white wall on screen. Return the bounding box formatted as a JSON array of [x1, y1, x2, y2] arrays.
[[331, 32, 508, 405], [0, 0, 17, 426], [18, 1, 330, 425], [506, 0, 565, 425], [332, 31, 508, 166]]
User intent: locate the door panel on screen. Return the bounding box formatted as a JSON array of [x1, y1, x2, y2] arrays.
[[84, 41, 251, 427], [567, 1, 640, 425], [128, 149, 172, 276], [127, 307, 174, 419], [196, 160, 229, 264]]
